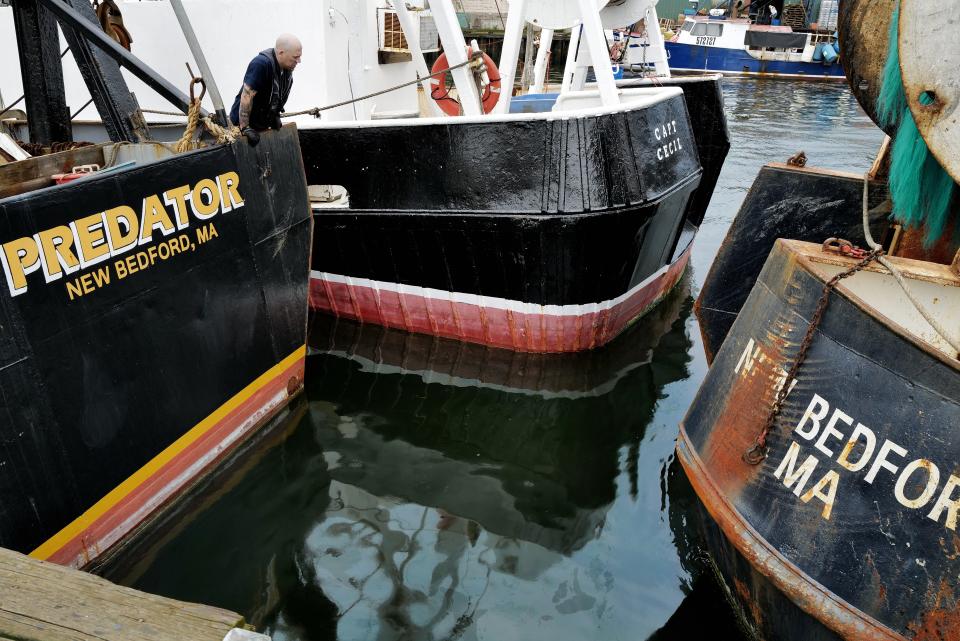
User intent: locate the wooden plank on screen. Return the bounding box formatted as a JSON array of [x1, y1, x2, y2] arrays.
[[0, 547, 253, 641], [0, 143, 105, 191], [0, 133, 31, 162]]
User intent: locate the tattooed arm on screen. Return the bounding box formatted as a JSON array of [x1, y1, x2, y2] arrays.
[[238, 84, 257, 129]]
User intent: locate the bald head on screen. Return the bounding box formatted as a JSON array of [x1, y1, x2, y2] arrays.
[[275, 34, 302, 71]]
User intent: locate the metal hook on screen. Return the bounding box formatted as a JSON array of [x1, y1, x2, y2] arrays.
[[184, 62, 207, 103]]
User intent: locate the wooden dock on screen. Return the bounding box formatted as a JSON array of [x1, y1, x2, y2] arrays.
[[0, 547, 267, 641]]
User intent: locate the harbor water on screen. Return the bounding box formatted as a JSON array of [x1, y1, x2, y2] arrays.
[[100, 78, 886, 640]]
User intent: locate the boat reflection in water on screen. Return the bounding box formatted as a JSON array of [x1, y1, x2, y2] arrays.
[[305, 277, 690, 553], [98, 278, 744, 640]]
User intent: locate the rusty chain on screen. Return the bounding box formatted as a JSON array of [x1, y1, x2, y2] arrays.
[[742, 242, 885, 465]]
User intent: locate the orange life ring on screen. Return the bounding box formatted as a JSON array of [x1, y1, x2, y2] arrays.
[[430, 48, 501, 116]]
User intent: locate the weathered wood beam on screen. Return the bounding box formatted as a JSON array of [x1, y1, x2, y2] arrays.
[[0, 546, 268, 641], [10, 0, 72, 144], [37, 0, 148, 141], [36, 0, 207, 141]]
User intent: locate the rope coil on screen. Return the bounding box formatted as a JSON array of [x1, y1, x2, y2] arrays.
[[174, 76, 240, 151]]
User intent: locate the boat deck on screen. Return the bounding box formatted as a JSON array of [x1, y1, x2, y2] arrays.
[[790, 239, 960, 362], [0, 546, 261, 641]]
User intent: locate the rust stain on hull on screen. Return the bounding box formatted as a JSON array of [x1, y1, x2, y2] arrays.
[[700, 332, 792, 499], [940, 533, 960, 560], [700, 377, 769, 497], [863, 553, 888, 614], [910, 580, 960, 641], [733, 577, 765, 632]]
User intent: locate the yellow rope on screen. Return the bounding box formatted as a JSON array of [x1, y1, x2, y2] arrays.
[[201, 116, 241, 144], [173, 97, 241, 149], [174, 98, 201, 153]]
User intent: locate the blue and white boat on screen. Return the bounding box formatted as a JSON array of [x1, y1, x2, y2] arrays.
[[659, 15, 844, 80]]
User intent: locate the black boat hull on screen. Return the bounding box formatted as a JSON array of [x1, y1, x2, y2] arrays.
[[695, 163, 890, 362], [303, 81, 729, 352], [679, 239, 960, 641], [0, 127, 312, 567]]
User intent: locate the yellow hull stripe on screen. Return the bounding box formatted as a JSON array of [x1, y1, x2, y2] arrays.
[[31, 345, 307, 561]]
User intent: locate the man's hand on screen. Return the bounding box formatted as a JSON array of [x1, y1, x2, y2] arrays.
[[242, 127, 260, 147], [272, 114, 282, 130]]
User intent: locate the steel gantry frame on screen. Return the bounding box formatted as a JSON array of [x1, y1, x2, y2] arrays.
[[11, 0, 207, 143]]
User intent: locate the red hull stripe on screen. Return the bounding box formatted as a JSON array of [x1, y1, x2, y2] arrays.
[[310, 248, 691, 352], [31, 346, 307, 568]]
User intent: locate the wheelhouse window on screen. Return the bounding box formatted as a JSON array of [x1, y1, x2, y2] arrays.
[[691, 22, 724, 37], [681, 20, 694, 32]]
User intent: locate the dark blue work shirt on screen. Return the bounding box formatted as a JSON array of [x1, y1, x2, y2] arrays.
[[230, 49, 292, 130]]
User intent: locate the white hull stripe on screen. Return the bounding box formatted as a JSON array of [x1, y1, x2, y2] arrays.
[[310, 260, 675, 317]]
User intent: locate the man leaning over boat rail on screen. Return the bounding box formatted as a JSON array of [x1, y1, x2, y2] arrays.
[[230, 33, 302, 146]]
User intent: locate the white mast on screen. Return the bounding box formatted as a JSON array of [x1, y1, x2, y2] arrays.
[[602, 0, 670, 78], [577, 0, 619, 105], [390, 1, 444, 116], [426, 0, 483, 115], [493, 0, 528, 114], [530, 28, 554, 94]]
